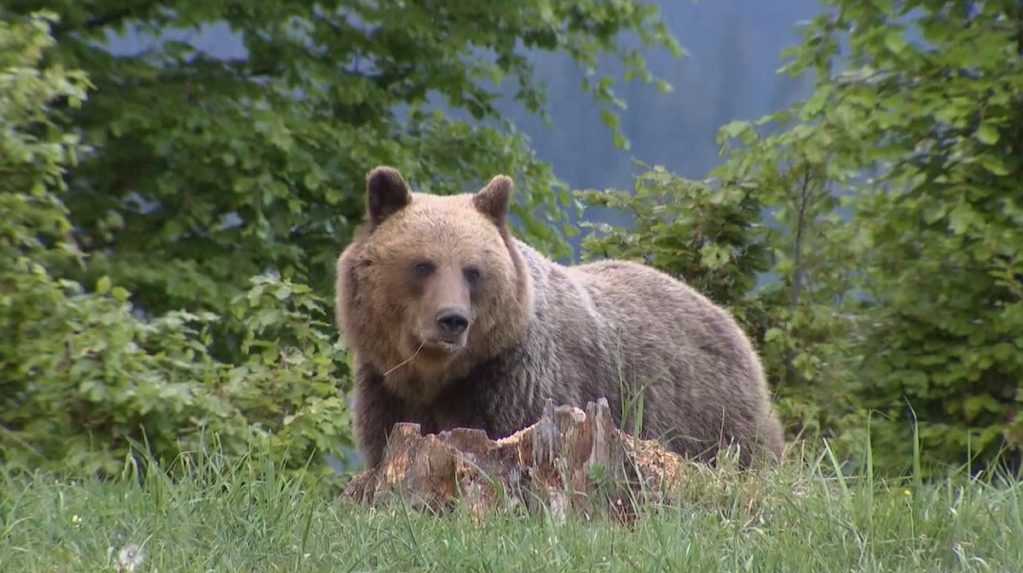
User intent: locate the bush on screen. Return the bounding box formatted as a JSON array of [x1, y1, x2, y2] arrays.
[[0, 13, 351, 477], [770, 0, 1023, 475]]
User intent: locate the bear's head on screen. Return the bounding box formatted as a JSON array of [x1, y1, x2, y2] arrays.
[[336, 166, 534, 403]]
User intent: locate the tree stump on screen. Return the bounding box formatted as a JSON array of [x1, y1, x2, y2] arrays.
[[342, 398, 698, 522]]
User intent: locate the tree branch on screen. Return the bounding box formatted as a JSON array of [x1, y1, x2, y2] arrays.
[[53, 1, 162, 37]]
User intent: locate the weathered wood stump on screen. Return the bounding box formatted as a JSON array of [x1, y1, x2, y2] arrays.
[[343, 398, 699, 521]]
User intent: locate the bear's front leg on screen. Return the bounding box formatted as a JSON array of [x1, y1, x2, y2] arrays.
[[351, 368, 403, 469]]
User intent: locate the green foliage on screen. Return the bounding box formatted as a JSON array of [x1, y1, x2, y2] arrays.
[[0, 11, 89, 262], [773, 0, 1023, 474], [711, 110, 865, 452], [6, 0, 1021, 482], [1, 14, 350, 477], [582, 2, 1023, 476], [223, 274, 352, 470], [1, 0, 680, 353]]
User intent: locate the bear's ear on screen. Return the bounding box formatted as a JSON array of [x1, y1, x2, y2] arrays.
[[473, 174, 513, 227], [366, 166, 411, 227]]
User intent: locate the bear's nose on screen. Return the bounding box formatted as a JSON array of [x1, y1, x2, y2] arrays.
[[436, 308, 469, 337]]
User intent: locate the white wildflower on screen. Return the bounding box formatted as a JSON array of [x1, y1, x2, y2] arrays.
[[115, 543, 145, 573]]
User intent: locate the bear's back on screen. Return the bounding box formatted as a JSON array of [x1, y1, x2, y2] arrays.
[[514, 239, 782, 465]]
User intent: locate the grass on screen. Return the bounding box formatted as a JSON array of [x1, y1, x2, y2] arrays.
[[1, 444, 1021, 573]]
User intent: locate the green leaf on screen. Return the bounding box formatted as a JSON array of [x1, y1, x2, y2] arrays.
[[111, 287, 130, 302], [802, 84, 833, 117], [718, 121, 751, 144], [976, 124, 999, 145], [700, 243, 733, 270], [979, 155, 1009, 176], [884, 29, 909, 55]]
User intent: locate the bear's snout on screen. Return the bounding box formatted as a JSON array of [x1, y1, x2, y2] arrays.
[[435, 307, 470, 340]]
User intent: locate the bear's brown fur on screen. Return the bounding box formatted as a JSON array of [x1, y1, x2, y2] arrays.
[[336, 166, 784, 469]]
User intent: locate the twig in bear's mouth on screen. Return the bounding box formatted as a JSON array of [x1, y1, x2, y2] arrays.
[[383, 341, 426, 377]]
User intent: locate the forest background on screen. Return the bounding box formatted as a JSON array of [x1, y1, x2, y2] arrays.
[[3, 0, 1022, 481]]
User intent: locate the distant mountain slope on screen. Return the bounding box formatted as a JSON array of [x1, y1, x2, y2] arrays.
[[496, 0, 820, 190]]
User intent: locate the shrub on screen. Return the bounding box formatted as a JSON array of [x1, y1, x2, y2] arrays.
[[1, 13, 351, 477]]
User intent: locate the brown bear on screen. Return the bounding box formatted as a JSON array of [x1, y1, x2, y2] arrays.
[[335, 166, 784, 470]]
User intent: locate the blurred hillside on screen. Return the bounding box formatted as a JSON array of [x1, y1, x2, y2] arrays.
[[496, 1, 819, 190], [106, 1, 820, 192]]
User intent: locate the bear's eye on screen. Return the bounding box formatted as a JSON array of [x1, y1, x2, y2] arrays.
[[412, 261, 435, 277], [463, 266, 482, 285]]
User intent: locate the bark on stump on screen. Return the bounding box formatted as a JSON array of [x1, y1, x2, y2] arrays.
[[342, 398, 695, 522]]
